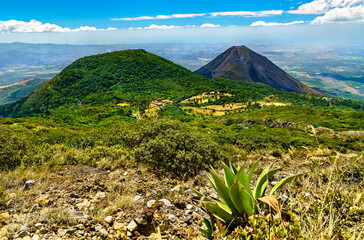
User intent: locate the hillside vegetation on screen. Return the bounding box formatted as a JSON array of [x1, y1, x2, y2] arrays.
[[0, 50, 363, 239]]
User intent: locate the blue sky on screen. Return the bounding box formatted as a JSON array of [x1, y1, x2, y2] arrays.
[[0, 0, 363, 44]]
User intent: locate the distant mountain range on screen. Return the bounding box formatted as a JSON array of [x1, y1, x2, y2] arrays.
[[196, 46, 320, 94]]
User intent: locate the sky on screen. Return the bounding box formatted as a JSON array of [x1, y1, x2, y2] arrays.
[[0, 0, 363, 44]]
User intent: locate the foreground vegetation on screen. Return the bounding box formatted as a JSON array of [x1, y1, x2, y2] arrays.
[[0, 50, 362, 239]]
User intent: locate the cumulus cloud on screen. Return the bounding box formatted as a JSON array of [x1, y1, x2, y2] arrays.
[[311, 5, 364, 23], [298, 0, 363, 13], [0, 19, 117, 33], [250, 20, 305, 27], [112, 13, 206, 21], [144, 24, 182, 29], [209, 10, 284, 17], [200, 23, 220, 28], [289, 0, 364, 23]]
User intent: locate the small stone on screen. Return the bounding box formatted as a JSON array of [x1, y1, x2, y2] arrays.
[[168, 214, 177, 222], [95, 192, 106, 199], [23, 180, 35, 190], [95, 224, 108, 238], [185, 210, 193, 215], [34, 223, 43, 228], [159, 199, 173, 208], [270, 181, 279, 186], [16, 231, 29, 238], [113, 222, 125, 231], [76, 199, 90, 210], [70, 192, 79, 198], [32, 234, 40, 240], [170, 185, 180, 192], [104, 216, 113, 224], [133, 195, 144, 203], [280, 194, 288, 201], [146, 200, 156, 208], [75, 224, 85, 230], [127, 220, 138, 232], [57, 229, 68, 237], [186, 204, 193, 210], [39, 228, 48, 234], [123, 171, 128, 176]]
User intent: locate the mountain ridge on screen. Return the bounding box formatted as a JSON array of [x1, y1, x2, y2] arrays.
[[195, 46, 320, 94]]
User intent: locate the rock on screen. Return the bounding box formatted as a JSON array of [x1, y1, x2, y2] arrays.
[[57, 229, 68, 237], [185, 210, 193, 215], [70, 192, 79, 198], [0, 212, 10, 224], [16, 231, 29, 238], [186, 204, 194, 210], [36, 195, 50, 207], [95, 192, 106, 200], [95, 224, 108, 238], [39, 228, 48, 234], [34, 223, 43, 228], [23, 180, 35, 190], [168, 214, 177, 222], [75, 224, 85, 230], [127, 220, 138, 232], [123, 171, 128, 176], [104, 216, 113, 224], [170, 185, 181, 192], [113, 222, 125, 231], [146, 200, 156, 208], [270, 181, 279, 186], [135, 216, 147, 225], [159, 199, 173, 208], [280, 194, 288, 201], [133, 195, 144, 203], [76, 199, 90, 210], [32, 234, 40, 240]]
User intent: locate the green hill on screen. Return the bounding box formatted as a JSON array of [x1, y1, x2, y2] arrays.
[[0, 49, 362, 126], [0, 78, 47, 105]]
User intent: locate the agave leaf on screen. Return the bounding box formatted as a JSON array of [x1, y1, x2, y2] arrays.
[[248, 157, 261, 183], [255, 167, 283, 199], [204, 202, 235, 223], [229, 181, 255, 216], [270, 173, 306, 195], [222, 162, 235, 188], [229, 162, 238, 174], [192, 189, 205, 199], [215, 199, 233, 214], [234, 165, 253, 196], [202, 218, 212, 231], [209, 168, 239, 215], [258, 195, 280, 213]]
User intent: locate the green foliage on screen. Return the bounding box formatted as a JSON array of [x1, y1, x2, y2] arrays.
[[195, 160, 305, 238]]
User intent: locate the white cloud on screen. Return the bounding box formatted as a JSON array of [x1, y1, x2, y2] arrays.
[[289, 0, 364, 23], [311, 5, 364, 23], [200, 23, 220, 28], [209, 10, 284, 17], [0, 19, 117, 33], [298, 0, 363, 13], [132, 23, 220, 30], [144, 24, 182, 29], [250, 20, 305, 27], [112, 13, 205, 21]]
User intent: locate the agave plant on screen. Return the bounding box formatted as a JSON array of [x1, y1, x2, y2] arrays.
[[194, 158, 305, 238]]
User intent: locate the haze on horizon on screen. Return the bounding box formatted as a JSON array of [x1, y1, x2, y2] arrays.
[[1, 0, 363, 45]]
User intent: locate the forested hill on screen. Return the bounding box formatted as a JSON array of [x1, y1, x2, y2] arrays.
[[0, 49, 362, 123]]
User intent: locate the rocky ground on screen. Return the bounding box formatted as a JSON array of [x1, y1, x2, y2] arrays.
[[0, 164, 215, 240], [0, 149, 361, 240]]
